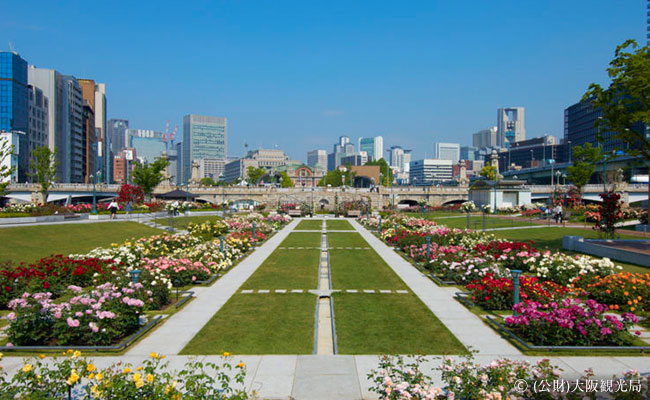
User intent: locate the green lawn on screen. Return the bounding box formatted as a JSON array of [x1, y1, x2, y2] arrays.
[[294, 220, 323, 230], [329, 250, 407, 290], [326, 219, 354, 230], [432, 215, 537, 230], [154, 215, 221, 229], [181, 293, 315, 354], [403, 211, 465, 219], [333, 293, 467, 354], [241, 249, 320, 289], [491, 227, 642, 251], [280, 232, 322, 247], [0, 222, 163, 264], [327, 232, 369, 248]]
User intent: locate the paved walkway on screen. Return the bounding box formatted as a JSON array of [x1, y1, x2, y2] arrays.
[[2, 217, 649, 399]]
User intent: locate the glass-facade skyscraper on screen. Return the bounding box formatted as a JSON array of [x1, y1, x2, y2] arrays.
[[0, 52, 28, 134], [182, 114, 227, 184]]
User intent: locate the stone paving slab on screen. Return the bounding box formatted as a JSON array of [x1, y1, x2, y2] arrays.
[[125, 219, 300, 356]]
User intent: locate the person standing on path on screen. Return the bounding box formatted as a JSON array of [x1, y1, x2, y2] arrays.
[[554, 203, 563, 223], [108, 200, 119, 220]]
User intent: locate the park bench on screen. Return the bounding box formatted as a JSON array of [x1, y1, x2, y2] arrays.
[[288, 209, 302, 217], [346, 210, 361, 217]]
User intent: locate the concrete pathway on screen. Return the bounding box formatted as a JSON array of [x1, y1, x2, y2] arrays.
[[125, 218, 300, 356]]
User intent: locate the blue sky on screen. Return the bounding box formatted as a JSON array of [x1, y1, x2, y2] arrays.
[[1, 0, 645, 161]]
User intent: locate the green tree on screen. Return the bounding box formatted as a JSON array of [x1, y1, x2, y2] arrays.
[[479, 165, 497, 181], [279, 171, 294, 187], [200, 177, 216, 186], [132, 157, 170, 199], [364, 158, 392, 185], [566, 143, 602, 200], [246, 166, 266, 185], [0, 140, 14, 198], [318, 169, 345, 187], [584, 39, 650, 204], [29, 146, 58, 203]]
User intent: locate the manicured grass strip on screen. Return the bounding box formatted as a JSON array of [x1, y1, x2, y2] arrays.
[[181, 293, 315, 354], [280, 232, 322, 247], [327, 232, 369, 248], [326, 219, 354, 230], [154, 215, 221, 228], [333, 293, 467, 354], [295, 220, 323, 230], [330, 250, 407, 290], [242, 249, 319, 289], [0, 222, 163, 264], [491, 227, 642, 251], [433, 216, 536, 230]]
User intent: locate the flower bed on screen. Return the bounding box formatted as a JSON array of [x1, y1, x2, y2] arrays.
[[578, 272, 650, 313], [505, 299, 642, 347], [369, 354, 650, 399], [0, 351, 251, 399], [465, 273, 570, 310]]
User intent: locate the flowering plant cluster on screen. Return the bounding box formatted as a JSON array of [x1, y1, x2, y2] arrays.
[[165, 201, 191, 214], [527, 251, 621, 286], [473, 240, 539, 271], [369, 354, 650, 399], [466, 273, 570, 310], [117, 183, 145, 205], [459, 201, 477, 213], [594, 191, 623, 238], [141, 257, 211, 287], [0, 350, 251, 399], [6, 282, 150, 346], [0, 256, 118, 308], [187, 219, 229, 240], [505, 299, 641, 346], [277, 202, 297, 213], [579, 272, 649, 313]]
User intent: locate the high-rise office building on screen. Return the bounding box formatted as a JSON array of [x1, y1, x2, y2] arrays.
[[434, 142, 460, 162], [79, 81, 108, 182], [307, 149, 327, 170], [472, 127, 498, 148], [28, 67, 85, 182], [182, 115, 227, 184], [409, 159, 453, 185], [127, 129, 165, 165], [0, 52, 29, 135], [387, 146, 412, 172], [497, 107, 525, 147], [460, 146, 477, 161], [27, 84, 48, 160], [328, 135, 355, 171], [108, 119, 129, 155], [359, 136, 383, 161]]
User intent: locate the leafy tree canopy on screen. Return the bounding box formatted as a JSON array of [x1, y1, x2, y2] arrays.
[[566, 143, 602, 194], [132, 157, 170, 197], [280, 171, 294, 188], [479, 165, 497, 181], [0, 140, 14, 198], [28, 146, 58, 203], [246, 166, 266, 185]]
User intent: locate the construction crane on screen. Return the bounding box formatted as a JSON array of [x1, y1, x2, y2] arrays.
[[162, 120, 178, 151]]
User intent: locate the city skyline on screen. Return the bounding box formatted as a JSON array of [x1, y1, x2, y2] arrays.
[[0, 1, 646, 162]]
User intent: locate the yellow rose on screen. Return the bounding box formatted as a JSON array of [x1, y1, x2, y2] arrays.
[[133, 372, 141, 382], [136, 366, 143, 371], [123, 367, 131, 374], [39, 354, 45, 359], [223, 351, 231, 357], [95, 372, 104, 381], [66, 370, 79, 385], [72, 350, 81, 359], [237, 362, 245, 368], [135, 378, 144, 389], [87, 364, 95, 372], [147, 373, 154, 383], [150, 352, 159, 359], [23, 364, 32, 373]]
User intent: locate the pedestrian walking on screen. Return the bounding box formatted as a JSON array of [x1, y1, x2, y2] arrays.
[[554, 204, 563, 223], [108, 200, 119, 220]]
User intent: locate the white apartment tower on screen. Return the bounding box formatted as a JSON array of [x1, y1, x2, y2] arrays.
[[497, 107, 525, 147]]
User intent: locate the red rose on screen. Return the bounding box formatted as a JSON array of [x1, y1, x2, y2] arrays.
[[43, 281, 50, 289]]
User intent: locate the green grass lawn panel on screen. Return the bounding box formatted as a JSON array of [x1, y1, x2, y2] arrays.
[[154, 215, 221, 228], [295, 220, 323, 230], [433, 216, 537, 230], [279, 232, 322, 247], [181, 293, 315, 354], [333, 293, 467, 354], [0, 222, 163, 264], [327, 232, 369, 248], [329, 250, 407, 290], [326, 219, 354, 230], [242, 249, 320, 289]]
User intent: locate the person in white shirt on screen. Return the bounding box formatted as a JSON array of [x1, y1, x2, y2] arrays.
[[108, 200, 119, 219]]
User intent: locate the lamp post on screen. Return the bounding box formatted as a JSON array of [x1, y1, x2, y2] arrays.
[[567, 141, 572, 163], [555, 171, 562, 187], [129, 269, 142, 284], [511, 269, 522, 316], [91, 170, 102, 214], [426, 236, 431, 260], [549, 159, 555, 186], [562, 173, 566, 186], [493, 179, 497, 215]]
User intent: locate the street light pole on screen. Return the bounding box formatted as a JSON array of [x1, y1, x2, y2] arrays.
[[91, 174, 97, 214]]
